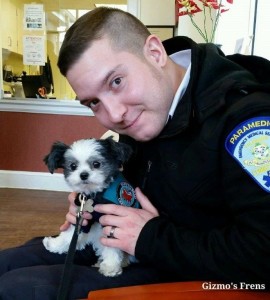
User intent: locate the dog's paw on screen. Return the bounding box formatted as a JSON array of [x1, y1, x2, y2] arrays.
[[92, 260, 101, 268], [98, 261, 123, 277], [42, 237, 69, 254]]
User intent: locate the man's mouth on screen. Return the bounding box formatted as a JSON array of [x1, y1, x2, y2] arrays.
[[123, 112, 142, 129]]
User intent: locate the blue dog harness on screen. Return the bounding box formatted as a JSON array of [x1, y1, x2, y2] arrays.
[[97, 172, 139, 207], [75, 173, 139, 232]]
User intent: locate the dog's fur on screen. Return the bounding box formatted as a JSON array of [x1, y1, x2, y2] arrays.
[[43, 137, 135, 277]]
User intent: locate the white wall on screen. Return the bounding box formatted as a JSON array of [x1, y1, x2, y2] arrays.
[[176, 0, 254, 55], [253, 0, 270, 60], [215, 0, 254, 55], [128, 0, 175, 25], [127, 0, 140, 17], [139, 0, 174, 25]]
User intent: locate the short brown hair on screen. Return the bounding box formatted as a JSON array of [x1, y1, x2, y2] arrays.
[[57, 7, 151, 76]]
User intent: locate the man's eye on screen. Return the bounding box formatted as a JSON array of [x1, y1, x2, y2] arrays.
[[112, 77, 122, 88], [89, 99, 100, 108], [70, 163, 77, 171], [93, 161, 101, 168]]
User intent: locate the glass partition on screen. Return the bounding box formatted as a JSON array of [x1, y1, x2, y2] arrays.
[[1, 0, 127, 101]]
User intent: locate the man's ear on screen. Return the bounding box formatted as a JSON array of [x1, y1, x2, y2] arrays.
[[143, 34, 167, 67]]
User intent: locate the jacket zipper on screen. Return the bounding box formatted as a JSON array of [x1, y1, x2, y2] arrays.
[[141, 160, 152, 191]]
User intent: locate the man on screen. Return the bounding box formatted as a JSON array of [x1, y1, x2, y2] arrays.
[[1, 7, 270, 299]]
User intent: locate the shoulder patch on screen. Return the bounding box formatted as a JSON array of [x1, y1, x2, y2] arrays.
[[225, 117, 270, 192]]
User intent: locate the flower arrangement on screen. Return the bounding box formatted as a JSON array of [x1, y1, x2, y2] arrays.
[[176, 0, 234, 43]]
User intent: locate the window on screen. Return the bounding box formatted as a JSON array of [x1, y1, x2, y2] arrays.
[[1, 0, 127, 101]]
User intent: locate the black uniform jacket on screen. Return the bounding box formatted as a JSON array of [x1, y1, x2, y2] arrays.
[[120, 36, 270, 284]]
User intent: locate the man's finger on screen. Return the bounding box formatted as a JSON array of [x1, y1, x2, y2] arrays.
[[135, 187, 159, 215]]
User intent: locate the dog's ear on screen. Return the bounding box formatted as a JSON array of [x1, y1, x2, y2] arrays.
[[43, 141, 69, 174], [100, 136, 133, 165]]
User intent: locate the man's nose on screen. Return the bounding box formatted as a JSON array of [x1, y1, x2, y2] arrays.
[[103, 99, 127, 123]]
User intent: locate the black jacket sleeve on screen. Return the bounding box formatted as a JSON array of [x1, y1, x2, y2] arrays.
[[134, 114, 270, 284]]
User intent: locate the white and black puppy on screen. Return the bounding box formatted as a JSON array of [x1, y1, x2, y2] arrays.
[[43, 137, 139, 277]]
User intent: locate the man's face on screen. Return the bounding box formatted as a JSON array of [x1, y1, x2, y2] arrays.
[[66, 37, 175, 141]]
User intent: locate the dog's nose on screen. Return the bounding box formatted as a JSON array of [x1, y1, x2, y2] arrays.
[[80, 172, 89, 180]]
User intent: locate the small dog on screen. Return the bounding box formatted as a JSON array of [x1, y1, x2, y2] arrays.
[[43, 137, 138, 277]]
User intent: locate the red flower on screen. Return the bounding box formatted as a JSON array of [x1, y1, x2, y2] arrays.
[[175, 0, 234, 42], [177, 1, 202, 16], [199, 1, 220, 10]]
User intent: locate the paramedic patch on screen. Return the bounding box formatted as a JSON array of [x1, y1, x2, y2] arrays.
[[225, 117, 270, 192]]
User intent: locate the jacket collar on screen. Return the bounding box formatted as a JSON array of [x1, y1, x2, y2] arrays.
[[159, 36, 258, 138]]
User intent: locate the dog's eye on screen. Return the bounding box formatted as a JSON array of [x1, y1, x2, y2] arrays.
[[93, 161, 101, 168], [70, 163, 77, 171]]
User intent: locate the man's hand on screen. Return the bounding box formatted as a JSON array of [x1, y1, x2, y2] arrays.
[[94, 187, 159, 256], [59, 192, 93, 231]]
